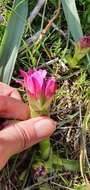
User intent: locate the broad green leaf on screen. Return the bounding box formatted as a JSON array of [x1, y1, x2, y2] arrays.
[[61, 0, 83, 41], [0, 0, 28, 84]]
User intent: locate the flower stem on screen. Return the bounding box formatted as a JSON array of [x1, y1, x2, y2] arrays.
[[39, 138, 51, 160], [30, 106, 51, 160]]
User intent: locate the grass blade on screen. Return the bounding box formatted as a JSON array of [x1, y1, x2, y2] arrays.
[[61, 0, 83, 41], [0, 0, 28, 84]]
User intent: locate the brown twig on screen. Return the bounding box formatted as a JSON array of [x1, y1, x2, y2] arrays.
[[34, 2, 60, 47]]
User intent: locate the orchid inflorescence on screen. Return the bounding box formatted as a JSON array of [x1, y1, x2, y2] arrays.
[[19, 69, 57, 114]]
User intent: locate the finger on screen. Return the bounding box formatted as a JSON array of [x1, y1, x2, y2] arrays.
[[0, 96, 30, 120], [10, 88, 21, 100], [0, 82, 21, 100], [0, 117, 56, 169]]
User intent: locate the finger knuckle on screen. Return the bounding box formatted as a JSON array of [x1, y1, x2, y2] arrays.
[[15, 124, 32, 150]]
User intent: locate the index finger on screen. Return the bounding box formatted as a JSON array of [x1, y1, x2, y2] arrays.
[[0, 82, 21, 100], [0, 96, 30, 120]]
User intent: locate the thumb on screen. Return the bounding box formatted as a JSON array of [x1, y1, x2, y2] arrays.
[[0, 117, 56, 169]]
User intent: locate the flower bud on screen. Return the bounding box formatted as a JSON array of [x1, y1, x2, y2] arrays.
[[80, 36, 90, 49], [32, 165, 47, 181]]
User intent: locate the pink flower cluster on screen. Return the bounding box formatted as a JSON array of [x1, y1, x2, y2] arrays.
[[20, 69, 57, 102], [80, 36, 90, 49]]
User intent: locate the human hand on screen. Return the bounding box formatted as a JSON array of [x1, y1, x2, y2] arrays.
[[0, 82, 56, 169]]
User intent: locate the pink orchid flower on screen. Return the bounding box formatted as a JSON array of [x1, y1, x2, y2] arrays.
[[19, 69, 57, 112], [80, 36, 90, 49]]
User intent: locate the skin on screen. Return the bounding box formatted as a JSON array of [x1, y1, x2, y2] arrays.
[[0, 82, 56, 169]]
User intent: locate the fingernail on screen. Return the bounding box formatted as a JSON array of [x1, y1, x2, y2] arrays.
[[34, 119, 56, 138]]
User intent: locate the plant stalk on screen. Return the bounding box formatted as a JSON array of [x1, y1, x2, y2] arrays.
[[30, 106, 51, 160]]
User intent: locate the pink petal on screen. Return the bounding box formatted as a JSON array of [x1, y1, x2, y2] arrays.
[[20, 69, 27, 78], [16, 79, 23, 85], [38, 69, 47, 79], [32, 69, 47, 87], [32, 76, 42, 98], [27, 69, 33, 75], [27, 77, 36, 96], [20, 70, 30, 92], [45, 78, 57, 98], [29, 69, 47, 98]]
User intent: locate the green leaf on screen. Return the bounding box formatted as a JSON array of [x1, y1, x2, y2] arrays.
[[61, 0, 83, 41], [0, 0, 28, 84]]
